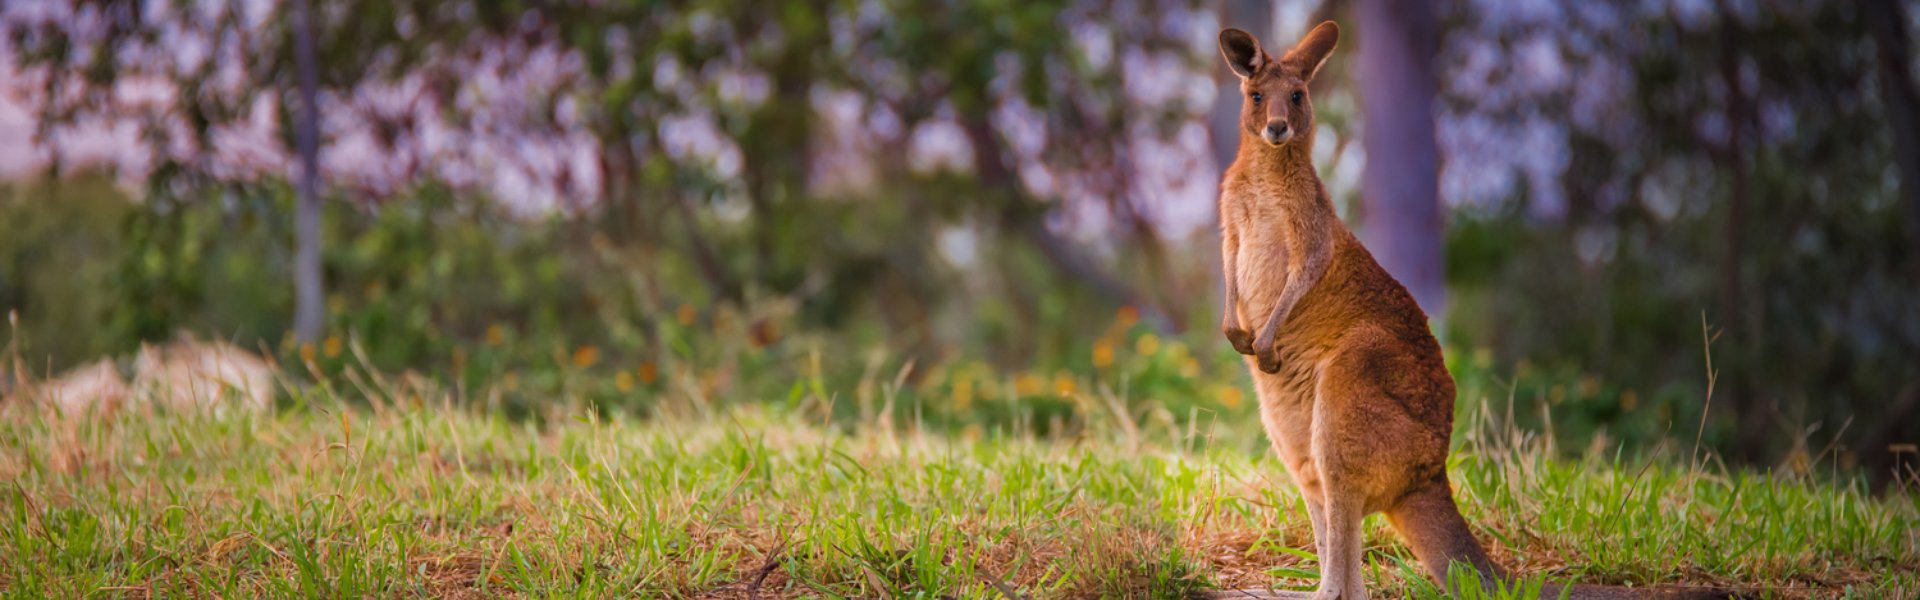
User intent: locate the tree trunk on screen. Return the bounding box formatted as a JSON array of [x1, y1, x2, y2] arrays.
[[1356, 0, 1446, 320], [1712, 0, 1772, 463], [291, 0, 324, 343], [1863, 0, 1920, 252]]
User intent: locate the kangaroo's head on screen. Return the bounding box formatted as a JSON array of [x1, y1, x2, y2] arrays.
[[1219, 21, 1339, 149]]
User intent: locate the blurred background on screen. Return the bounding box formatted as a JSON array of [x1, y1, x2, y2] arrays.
[[1, 0, 1916, 485]]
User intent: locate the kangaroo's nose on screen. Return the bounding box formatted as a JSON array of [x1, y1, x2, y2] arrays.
[[1262, 121, 1291, 145]]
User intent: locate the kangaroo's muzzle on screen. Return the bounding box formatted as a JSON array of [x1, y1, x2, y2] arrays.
[[1262, 120, 1292, 146]]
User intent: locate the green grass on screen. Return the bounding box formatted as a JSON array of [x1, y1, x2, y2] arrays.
[[0, 398, 1914, 599]]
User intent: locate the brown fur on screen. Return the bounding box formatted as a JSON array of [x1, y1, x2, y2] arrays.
[[1215, 22, 1737, 600]]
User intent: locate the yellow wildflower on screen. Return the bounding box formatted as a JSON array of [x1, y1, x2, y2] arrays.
[[1015, 373, 1044, 396], [615, 371, 635, 392], [1091, 341, 1116, 369], [1053, 371, 1077, 397], [299, 342, 316, 364], [322, 335, 343, 359], [676, 303, 697, 326], [1217, 384, 1244, 409], [952, 375, 975, 412], [637, 362, 659, 385], [1135, 333, 1160, 357], [571, 345, 601, 368], [486, 324, 506, 346]]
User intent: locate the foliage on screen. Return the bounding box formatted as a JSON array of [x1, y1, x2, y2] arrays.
[[1436, 0, 1920, 474], [0, 178, 136, 367], [0, 176, 1262, 436]]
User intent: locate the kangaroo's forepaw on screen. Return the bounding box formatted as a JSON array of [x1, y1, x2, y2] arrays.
[[1223, 327, 1255, 355], [1257, 348, 1283, 374], [1252, 335, 1282, 373]]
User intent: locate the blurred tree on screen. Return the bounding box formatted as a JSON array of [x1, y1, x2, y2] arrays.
[[1356, 0, 1444, 318], [291, 0, 324, 343], [1862, 0, 1920, 247]]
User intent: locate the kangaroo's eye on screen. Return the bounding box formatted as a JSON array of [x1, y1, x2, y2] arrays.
[[1250, 92, 1263, 104], [1291, 91, 1304, 105]]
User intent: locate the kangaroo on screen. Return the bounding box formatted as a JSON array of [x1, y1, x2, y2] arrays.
[[1213, 22, 1735, 600]]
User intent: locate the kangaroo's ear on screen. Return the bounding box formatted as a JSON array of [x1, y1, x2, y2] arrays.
[[1283, 21, 1340, 81], [1219, 28, 1266, 78]]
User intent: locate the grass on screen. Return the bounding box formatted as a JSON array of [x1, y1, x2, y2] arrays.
[[0, 390, 1914, 600]]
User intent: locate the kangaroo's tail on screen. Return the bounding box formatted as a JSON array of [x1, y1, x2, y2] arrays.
[[1384, 479, 1508, 587], [1385, 480, 1743, 600]]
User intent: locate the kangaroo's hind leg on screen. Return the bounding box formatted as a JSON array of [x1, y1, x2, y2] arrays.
[[1308, 469, 1368, 600], [1307, 396, 1371, 600], [1304, 329, 1456, 600], [1306, 496, 1328, 556]]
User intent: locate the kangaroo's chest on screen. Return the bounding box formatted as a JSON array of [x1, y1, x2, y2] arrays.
[[1226, 193, 1302, 305]]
